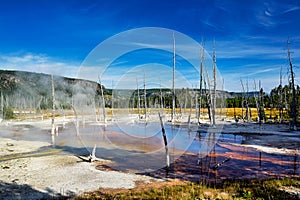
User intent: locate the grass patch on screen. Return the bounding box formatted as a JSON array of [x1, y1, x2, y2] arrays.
[[74, 178, 299, 200]]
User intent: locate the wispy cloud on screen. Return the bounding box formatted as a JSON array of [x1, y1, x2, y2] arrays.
[[253, 1, 300, 29], [244, 67, 278, 77], [0, 52, 80, 78], [283, 6, 300, 14], [215, 38, 300, 60], [263, 1, 300, 16]]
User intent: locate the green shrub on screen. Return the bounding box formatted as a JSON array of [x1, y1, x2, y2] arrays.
[[3, 107, 14, 119]]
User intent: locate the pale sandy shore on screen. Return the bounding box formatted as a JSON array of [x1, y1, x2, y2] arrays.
[[0, 137, 158, 199]]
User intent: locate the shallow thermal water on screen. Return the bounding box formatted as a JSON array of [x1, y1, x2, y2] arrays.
[[0, 120, 299, 182]]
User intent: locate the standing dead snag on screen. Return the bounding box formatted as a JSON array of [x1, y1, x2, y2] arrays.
[[171, 32, 176, 124], [98, 76, 106, 124], [233, 98, 238, 122], [136, 78, 141, 119], [159, 80, 164, 115], [143, 73, 147, 120], [212, 41, 217, 126], [279, 67, 284, 123], [195, 91, 198, 120], [259, 81, 265, 124], [219, 79, 223, 117], [246, 80, 251, 121], [51, 74, 56, 135], [111, 80, 114, 119], [204, 66, 212, 125], [0, 91, 3, 120], [158, 112, 170, 171], [198, 40, 204, 125], [254, 79, 260, 122], [184, 88, 187, 114], [287, 39, 298, 130], [240, 79, 246, 122], [241, 79, 252, 122]]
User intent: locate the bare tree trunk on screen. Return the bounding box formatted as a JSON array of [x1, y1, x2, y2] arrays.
[[171, 32, 176, 123], [51, 74, 56, 135], [111, 80, 114, 120], [234, 98, 237, 122], [199, 41, 204, 125], [287, 39, 298, 130], [270, 97, 273, 121], [143, 73, 147, 120], [220, 78, 224, 118], [246, 79, 251, 121], [98, 76, 106, 124], [136, 78, 141, 119], [0, 91, 3, 119], [158, 112, 170, 171], [187, 114, 191, 131], [240, 79, 245, 122], [204, 75, 212, 125], [184, 88, 187, 115], [189, 88, 192, 116], [279, 67, 283, 123], [195, 92, 198, 120], [259, 81, 265, 124], [212, 43, 216, 126], [284, 90, 288, 110], [254, 79, 260, 122], [160, 81, 164, 115]]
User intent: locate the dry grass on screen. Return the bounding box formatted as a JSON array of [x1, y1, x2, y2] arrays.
[[225, 107, 288, 121], [74, 178, 300, 200], [11, 107, 289, 122]]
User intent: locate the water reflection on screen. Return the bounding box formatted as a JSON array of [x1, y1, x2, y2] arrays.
[[0, 121, 299, 182]]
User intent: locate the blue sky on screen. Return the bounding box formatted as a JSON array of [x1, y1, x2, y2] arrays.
[[0, 0, 300, 92]]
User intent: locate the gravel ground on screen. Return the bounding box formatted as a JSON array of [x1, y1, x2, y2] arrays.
[[0, 137, 157, 199]]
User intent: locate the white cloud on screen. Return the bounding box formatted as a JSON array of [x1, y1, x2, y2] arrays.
[[244, 67, 278, 77], [253, 1, 300, 29], [283, 6, 300, 14], [215, 39, 288, 60], [0, 52, 80, 78]]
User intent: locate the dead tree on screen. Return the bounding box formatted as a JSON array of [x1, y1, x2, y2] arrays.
[[171, 32, 176, 123], [143, 73, 147, 120], [111, 80, 114, 119], [240, 79, 247, 121], [279, 66, 284, 123], [159, 112, 170, 171], [51, 74, 56, 135], [233, 98, 238, 122], [219, 78, 224, 117], [0, 91, 3, 119], [270, 97, 273, 121], [136, 78, 141, 119], [204, 70, 212, 125], [184, 88, 187, 114], [189, 87, 193, 117], [98, 76, 107, 124], [253, 79, 260, 122], [284, 89, 288, 110], [195, 91, 198, 120], [287, 39, 298, 130], [198, 40, 204, 124], [159, 80, 164, 115], [212, 42, 217, 126], [259, 81, 265, 124], [246, 80, 252, 121]]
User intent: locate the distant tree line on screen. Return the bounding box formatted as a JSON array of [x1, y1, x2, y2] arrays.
[[1, 70, 299, 124]]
